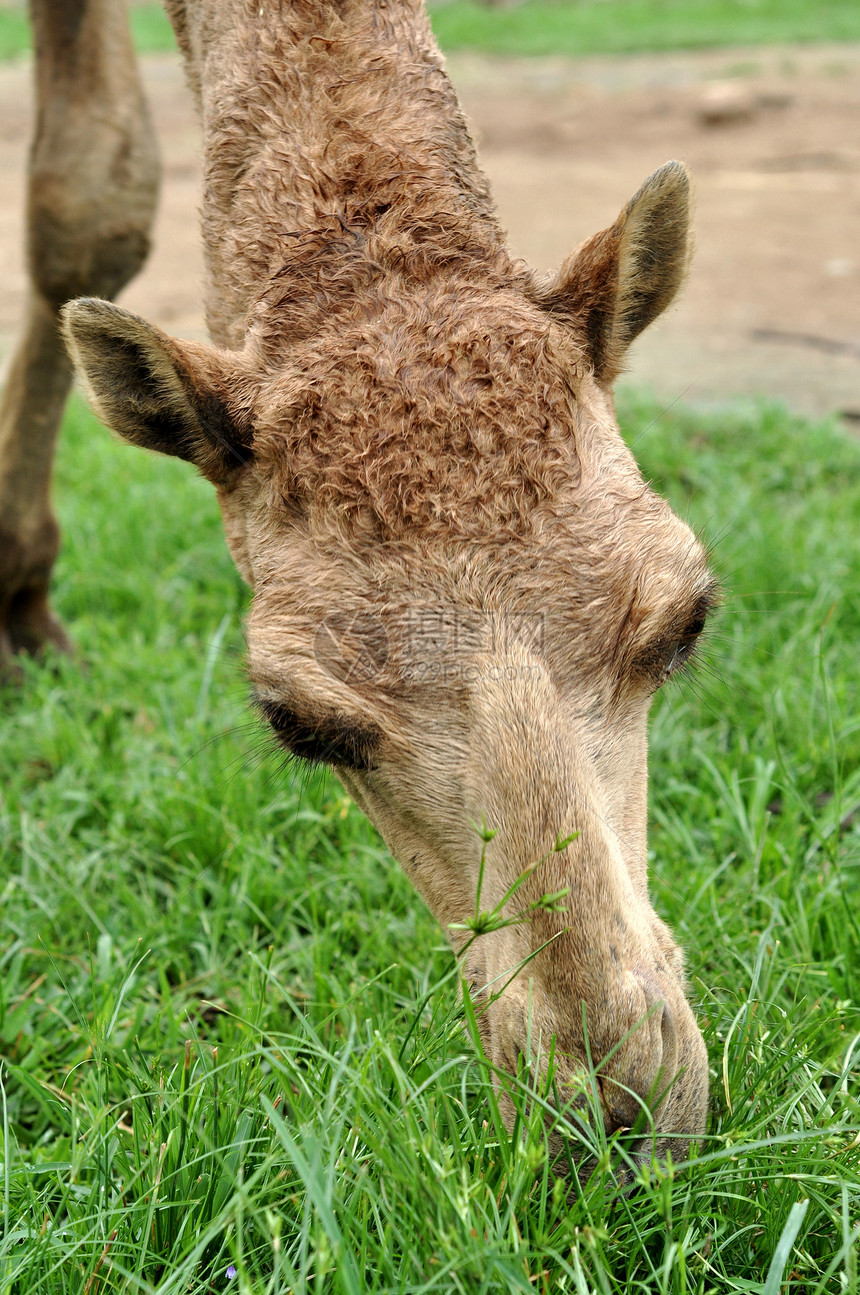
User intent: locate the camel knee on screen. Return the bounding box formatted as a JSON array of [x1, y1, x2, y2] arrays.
[[27, 0, 160, 310], [27, 100, 160, 310], [29, 167, 158, 311]]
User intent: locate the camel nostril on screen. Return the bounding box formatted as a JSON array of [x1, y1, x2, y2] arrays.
[[660, 999, 676, 1060], [635, 969, 680, 1070], [635, 967, 665, 1010], [594, 971, 683, 1131], [633, 972, 684, 1110]]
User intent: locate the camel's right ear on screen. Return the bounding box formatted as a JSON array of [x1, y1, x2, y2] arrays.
[[62, 299, 254, 483], [534, 161, 691, 385]]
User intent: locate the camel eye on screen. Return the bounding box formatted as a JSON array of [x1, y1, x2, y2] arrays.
[[257, 698, 380, 771]]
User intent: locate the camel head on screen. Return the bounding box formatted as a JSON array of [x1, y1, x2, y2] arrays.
[[63, 161, 712, 1167]]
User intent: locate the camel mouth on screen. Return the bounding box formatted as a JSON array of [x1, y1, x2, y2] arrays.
[[462, 946, 706, 1164], [483, 1047, 703, 1191]]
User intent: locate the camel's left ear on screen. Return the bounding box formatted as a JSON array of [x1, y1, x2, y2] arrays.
[[62, 298, 254, 484], [534, 161, 691, 385]]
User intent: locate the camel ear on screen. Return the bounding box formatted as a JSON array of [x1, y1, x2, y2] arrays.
[[535, 161, 691, 385], [62, 299, 253, 483]]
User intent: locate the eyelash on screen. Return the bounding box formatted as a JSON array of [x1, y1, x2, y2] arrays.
[[257, 699, 379, 771], [660, 608, 710, 682]]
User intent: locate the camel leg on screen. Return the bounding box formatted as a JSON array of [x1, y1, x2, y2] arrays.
[[0, 0, 159, 670]]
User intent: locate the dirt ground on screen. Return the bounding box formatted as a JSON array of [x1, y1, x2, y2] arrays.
[[1, 42, 859, 420]]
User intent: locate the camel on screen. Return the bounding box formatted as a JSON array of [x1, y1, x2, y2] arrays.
[[1, 0, 715, 1163]]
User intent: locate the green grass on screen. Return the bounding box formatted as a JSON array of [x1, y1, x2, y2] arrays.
[[0, 5, 176, 61], [1, 392, 859, 1291], [0, 7, 26, 61], [3, 0, 860, 62], [429, 0, 860, 58]]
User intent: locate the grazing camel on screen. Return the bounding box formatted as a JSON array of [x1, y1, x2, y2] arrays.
[[2, 0, 715, 1162]]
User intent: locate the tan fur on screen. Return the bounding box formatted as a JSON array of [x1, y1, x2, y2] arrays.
[[10, 0, 715, 1163]]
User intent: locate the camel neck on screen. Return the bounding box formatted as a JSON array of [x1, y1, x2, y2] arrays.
[[168, 0, 506, 348]]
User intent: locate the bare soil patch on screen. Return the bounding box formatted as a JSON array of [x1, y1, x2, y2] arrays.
[[2, 44, 859, 419]]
